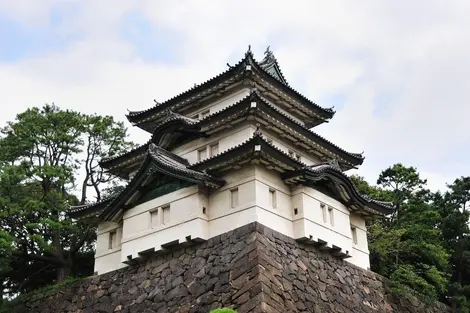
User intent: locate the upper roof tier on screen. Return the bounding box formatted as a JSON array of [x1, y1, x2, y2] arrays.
[[126, 46, 335, 132], [101, 92, 364, 180]]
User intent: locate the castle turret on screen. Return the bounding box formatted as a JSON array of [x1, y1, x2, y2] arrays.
[[69, 47, 393, 274]]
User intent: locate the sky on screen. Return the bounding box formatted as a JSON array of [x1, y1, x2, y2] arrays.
[[1, 0, 469, 192]]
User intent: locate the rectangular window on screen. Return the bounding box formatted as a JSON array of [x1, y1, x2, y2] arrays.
[[200, 110, 210, 119], [151, 210, 159, 228], [162, 205, 170, 225], [108, 230, 117, 250], [230, 188, 239, 209], [269, 189, 276, 209], [210, 143, 219, 156], [321, 204, 327, 223], [351, 226, 358, 245], [198, 148, 207, 161], [328, 207, 334, 226]]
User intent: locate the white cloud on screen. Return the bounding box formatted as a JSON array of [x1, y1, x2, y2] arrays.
[[1, 0, 470, 191]]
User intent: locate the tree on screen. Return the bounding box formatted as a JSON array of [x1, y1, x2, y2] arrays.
[[79, 115, 135, 204], [377, 163, 427, 226], [354, 165, 448, 303], [437, 178, 470, 311], [0, 104, 133, 296]]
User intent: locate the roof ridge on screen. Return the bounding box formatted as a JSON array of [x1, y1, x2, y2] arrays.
[[125, 54, 250, 121], [126, 47, 335, 126]]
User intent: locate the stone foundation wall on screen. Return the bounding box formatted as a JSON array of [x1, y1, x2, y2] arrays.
[[5, 222, 450, 313]]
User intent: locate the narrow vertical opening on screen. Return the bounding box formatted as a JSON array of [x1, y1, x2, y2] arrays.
[[162, 205, 170, 225], [108, 230, 117, 250], [328, 207, 334, 226], [351, 226, 358, 245], [202, 207, 207, 215], [150, 210, 159, 228], [321, 204, 327, 223], [269, 189, 276, 209], [230, 188, 239, 209], [294, 208, 298, 215]]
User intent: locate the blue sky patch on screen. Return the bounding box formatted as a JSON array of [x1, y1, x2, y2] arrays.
[[120, 11, 182, 65], [0, 5, 82, 63]]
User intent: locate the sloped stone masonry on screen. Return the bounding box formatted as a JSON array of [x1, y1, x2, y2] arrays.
[[6, 223, 450, 313]]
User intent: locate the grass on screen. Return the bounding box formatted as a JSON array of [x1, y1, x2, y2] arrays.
[[0, 276, 85, 311]]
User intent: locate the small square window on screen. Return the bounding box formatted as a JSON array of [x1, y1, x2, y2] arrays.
[[198, 148, 207, 161], [200, 110, 210, 119], [210, 143, 219, 156]]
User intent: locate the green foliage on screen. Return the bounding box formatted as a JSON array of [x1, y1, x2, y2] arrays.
[[0, 276, 83, 311], [0, 104, 133, 297], [0, 232, 13, 273], [209, 309, 238, 313], [355, 165, 449, 305]]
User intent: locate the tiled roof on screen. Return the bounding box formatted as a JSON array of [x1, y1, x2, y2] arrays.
[[100, 91, 364, 175], [69, 144, 224, 220], [286, 162, 394, 215], [198, 92, 364, 165], [258, 46, 289, 85], [190, 129, 305, 171], [126, 48, 334, 127]]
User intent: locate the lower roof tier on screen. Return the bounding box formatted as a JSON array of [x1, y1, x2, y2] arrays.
[[69, 132, 393, 221]]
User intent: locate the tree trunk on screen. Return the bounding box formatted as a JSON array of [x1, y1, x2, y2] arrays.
[[56, 261, 72, 282]]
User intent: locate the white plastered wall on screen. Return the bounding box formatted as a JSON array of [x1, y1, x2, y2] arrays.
[[94, 221, 126, 274], [187, 88, 250, 119], [185, 87, 303, 126], [94, 163, 371, 274], [174, 124, 254, 164], [172, 124, 320, 167]]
